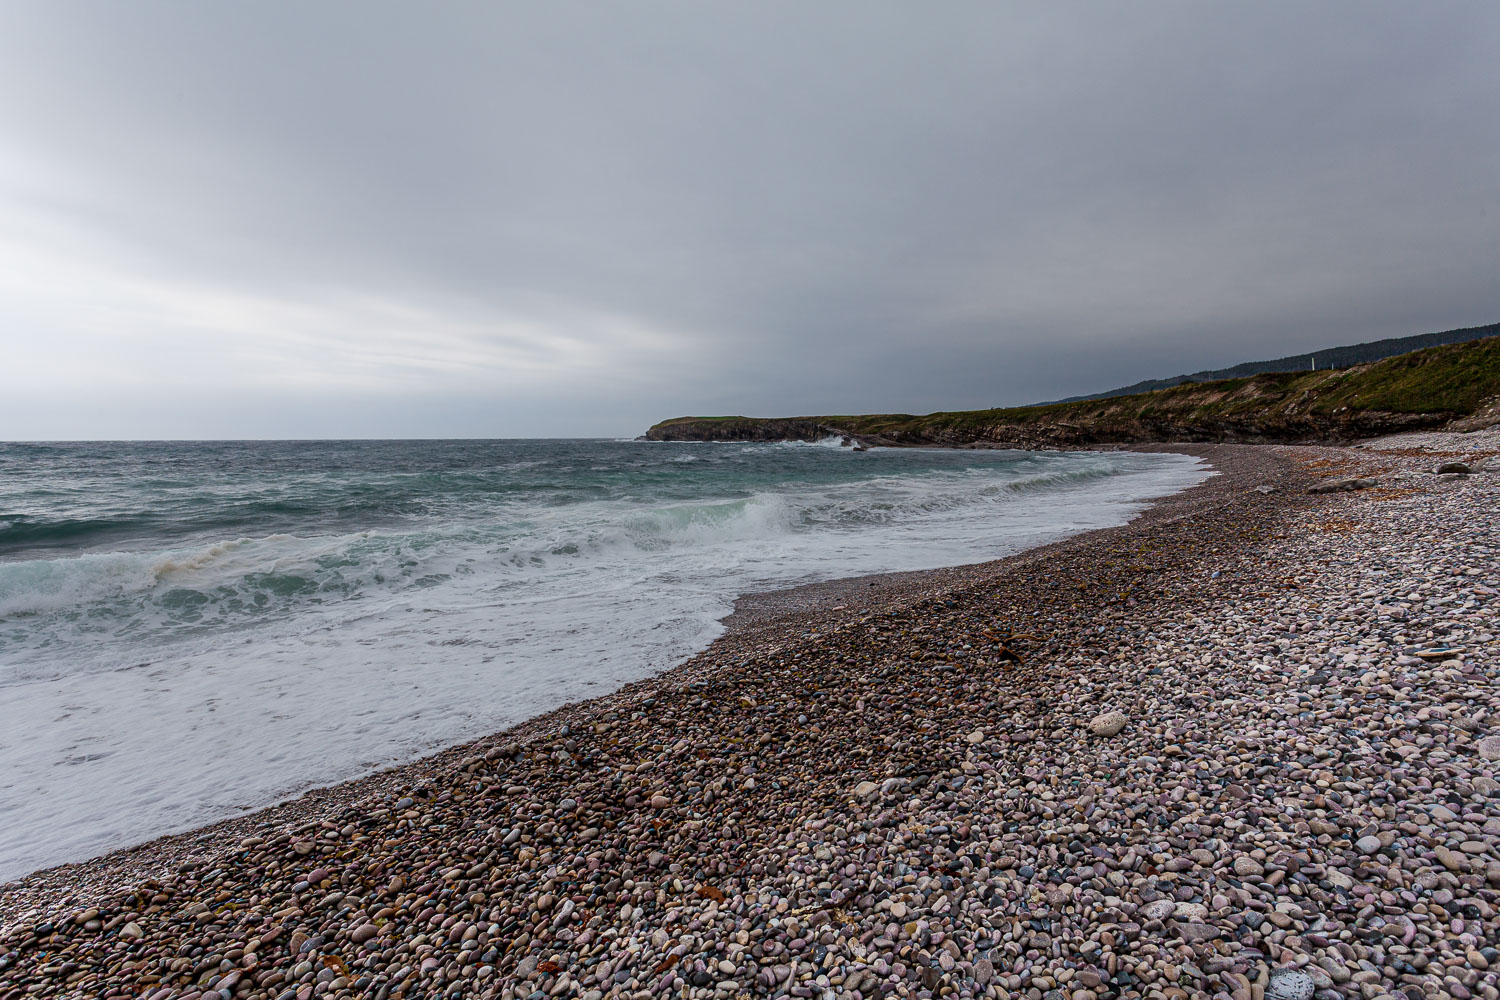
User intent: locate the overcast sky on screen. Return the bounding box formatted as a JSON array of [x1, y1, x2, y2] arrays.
[[1, 3, 1496, 438]]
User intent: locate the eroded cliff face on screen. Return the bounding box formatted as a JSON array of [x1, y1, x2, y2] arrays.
[[896, 411, 1447, 448], [644, 408, 1452, 448], [645, 418, 837, 443]]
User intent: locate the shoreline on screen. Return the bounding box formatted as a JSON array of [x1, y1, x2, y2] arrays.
[[0, 446, 1218, 904], [0, 441, 1273, 910], [3, 439, 1497, 1000], [0, 443, 1202, 887], [0, 442, 1304, 910]]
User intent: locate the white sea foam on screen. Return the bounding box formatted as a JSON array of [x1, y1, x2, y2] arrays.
[[0, 448, 1210, 879]]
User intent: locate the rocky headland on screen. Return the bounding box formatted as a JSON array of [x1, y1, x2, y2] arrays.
[[645, 336, 1500, 450]]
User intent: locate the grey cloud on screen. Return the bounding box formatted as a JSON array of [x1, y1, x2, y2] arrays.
[[0, 2, 1496, 437]]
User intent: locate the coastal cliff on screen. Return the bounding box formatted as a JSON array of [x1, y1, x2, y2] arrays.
[[646, 335, 1500, 447]]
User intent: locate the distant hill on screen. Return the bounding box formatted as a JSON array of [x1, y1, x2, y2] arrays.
[[1039, 320, 1500, 404], [646, 334, 1500, 448]]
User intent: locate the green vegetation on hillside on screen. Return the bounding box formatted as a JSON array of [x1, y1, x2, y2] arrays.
[[1044, 319, 1500, 404], [649, 334, 1500, 445], [1302, 335, 1500, 414]]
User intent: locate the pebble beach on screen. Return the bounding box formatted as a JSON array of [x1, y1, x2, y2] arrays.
[[2, 438, 1498, 1000]]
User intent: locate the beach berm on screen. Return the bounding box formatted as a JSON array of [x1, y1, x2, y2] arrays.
[[1, 440, 1498, 1000]]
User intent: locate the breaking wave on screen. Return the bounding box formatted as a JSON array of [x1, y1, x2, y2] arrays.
[[0, 439, 1211, 878]]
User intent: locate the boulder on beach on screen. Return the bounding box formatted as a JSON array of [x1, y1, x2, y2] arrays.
[[1307, 476, 1379, 494], [1088, 710, 1128, 737]]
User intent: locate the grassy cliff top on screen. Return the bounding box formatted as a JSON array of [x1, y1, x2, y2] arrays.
[[650, 334, 1500, 440]]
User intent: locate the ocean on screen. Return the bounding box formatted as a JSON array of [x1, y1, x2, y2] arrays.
[[0, 439, 1209, 880]]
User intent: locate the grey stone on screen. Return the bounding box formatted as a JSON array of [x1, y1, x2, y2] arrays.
[[1477, 735, 1500, 761], [1266, 968, 1316, 1000], [1233, 856, 1265, 877], [1088, 711, 1128, 737], [1307, 477, 1379, 494]]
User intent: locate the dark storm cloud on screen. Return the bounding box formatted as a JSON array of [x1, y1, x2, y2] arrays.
[[1, 3, 1496, 437]]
